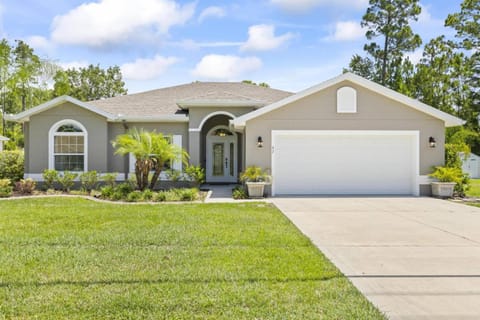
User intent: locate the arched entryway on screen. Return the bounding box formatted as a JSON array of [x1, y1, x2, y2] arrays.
[[205, 125, 237, 183]]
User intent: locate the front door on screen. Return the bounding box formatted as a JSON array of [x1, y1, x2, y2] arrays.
[[206, 126, 237, 183]]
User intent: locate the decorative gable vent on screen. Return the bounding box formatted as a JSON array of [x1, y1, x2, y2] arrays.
[[337, 86, 357, 113]]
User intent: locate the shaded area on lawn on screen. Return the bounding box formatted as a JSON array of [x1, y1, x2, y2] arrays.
[[0, 198, 385, 319]]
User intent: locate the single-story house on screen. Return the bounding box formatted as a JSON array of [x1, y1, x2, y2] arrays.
[[0, 135, 9, 151], [6, 72, 464, 196], [461, 152, 480, 178]]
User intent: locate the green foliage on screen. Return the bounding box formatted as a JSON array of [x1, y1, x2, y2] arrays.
[[0, 150, 24, 182], [112, 128, 189, 190], [79, 170, 99, 192], [232, 185, 248, 199], [348, 0, 422, 87], [42, 169, 58, 190], [185, 165, 205, 186], [56, 171, 78, 192], [141, 189, 154, 201], [165, 169, 182, 182], [430, 166, 464, 182], [240, 166, 268, 182], [241, 80, 270, 87], [14, 178, 36, 194], [99, 185, 114, 199], [0, 178, 12, 197], [101, 172, 117, 187], [126, 190, 143, 202], [52, 64, 127, 101]]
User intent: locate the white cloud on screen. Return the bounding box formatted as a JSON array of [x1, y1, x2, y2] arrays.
[[270, 0, 368, 13], [406, 48, 423, 65], [167, 39, 242, 50], [121, 55, 178, 80], [26, 35, 54, 53], [326, 21, 365, 41], [51, 0, 196, 47], [241, 24, 293, 51], [198, 6, 226, 22], [58, 60, 90, 70], [192, 54, 262, 80]]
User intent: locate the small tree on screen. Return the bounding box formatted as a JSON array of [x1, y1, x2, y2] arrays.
[[112, 128, 188, 190]]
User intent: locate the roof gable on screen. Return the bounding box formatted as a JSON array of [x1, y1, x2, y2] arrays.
[[232, 73, 465, 128], [5, 96, 115, 122]]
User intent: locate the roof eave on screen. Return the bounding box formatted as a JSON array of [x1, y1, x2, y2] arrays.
[[112, 115, 189, 123], [177, 99, 265, 110]]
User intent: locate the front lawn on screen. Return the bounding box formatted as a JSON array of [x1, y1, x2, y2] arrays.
[[466, 178, 480, 198], [0, 198, 384, 319]]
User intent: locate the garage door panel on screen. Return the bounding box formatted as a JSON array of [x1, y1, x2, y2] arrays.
[[272, 131, 417, 195]]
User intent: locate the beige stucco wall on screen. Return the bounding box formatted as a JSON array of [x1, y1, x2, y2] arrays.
[[27, 102, 109, 173], [244, 80, 446, 181]]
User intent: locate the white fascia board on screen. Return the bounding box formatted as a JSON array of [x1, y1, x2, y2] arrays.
[[177, 99, 264, 109], [112, 115, 189, 123], [6, 95, 116, 122], [232, 72, 465, 128]]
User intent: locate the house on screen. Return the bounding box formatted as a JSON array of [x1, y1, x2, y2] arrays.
[[6, 72, 464, 196], [0, 135, 8, 151], [461, 152, 480, 178]]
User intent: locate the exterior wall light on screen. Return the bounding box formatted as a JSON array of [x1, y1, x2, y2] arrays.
[[429, 136, 436, 148], [257, 136, 263, 148]]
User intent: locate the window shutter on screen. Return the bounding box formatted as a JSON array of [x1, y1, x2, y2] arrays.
[[172, 135, 182, 171]]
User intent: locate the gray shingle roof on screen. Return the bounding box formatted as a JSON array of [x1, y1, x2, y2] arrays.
[[88, 82, 293, 117]]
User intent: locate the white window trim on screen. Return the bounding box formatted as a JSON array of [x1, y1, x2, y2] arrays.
[[129, 135, 183, 180], [48, 119, 88, 172]]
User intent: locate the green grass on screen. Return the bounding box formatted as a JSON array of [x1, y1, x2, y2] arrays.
[[0, 198, 385, 319], [466, 179, 480, 198]]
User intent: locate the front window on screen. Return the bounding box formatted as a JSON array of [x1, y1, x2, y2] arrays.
[[49, 120, 87, 171]]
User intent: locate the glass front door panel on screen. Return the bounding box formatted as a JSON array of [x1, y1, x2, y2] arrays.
[[213, 143, 224, 176], [229, 142, 234, 176]]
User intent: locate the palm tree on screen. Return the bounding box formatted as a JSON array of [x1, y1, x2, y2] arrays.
[[112, 128, 188, 190]]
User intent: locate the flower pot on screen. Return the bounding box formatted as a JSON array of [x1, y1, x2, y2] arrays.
[[246, 182, 265, 198], [431, 182, 456, 198]]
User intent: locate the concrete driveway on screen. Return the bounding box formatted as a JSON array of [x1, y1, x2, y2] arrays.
[[272, 197, 480, 320]]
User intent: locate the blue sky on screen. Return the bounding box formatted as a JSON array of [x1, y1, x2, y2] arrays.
[[0, 0, 464, 93]]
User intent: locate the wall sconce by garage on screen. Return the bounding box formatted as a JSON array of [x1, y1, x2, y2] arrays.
[[429, 136, 436, 148], [257, 136, 263, 148]]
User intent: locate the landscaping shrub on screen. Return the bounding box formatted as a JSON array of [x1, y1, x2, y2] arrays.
[[0, 150, 24, 182], [42, 169, 58, 190], [116, 182, 135, 197], [15, 178, 36, 194], [165, 169, 182, 182], [126, 190, 143, 202], [232, 185, 248, 199], [176, 188, 198, 201], [0, 178, 13, 197], [102, 172, 117, 187], [142, 189, 154, 201], [79, 171, 99, 193], [99, 185, 114, 199], [57, 171, 78, 192], [153, 191, 167, 202], [185, 165, 205, 187]]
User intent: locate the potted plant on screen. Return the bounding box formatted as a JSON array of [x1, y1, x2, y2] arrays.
[[240, 166, 271, 198], [429, 166, 463, 198]]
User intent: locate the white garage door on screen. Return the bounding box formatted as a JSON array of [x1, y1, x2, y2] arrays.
[[272, 130, 419, 196]]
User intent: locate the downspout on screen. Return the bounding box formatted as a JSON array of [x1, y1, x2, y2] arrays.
[[122, 119, 129, 180]]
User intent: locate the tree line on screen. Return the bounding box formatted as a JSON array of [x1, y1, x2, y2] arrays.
[[346, 0, 480, 153], [0, 39, 127, 148]]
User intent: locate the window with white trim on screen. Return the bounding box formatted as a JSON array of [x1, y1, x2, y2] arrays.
[[49, 120, 87, 172], [129, 135, 182, 178], [337, 86, 357, 113]]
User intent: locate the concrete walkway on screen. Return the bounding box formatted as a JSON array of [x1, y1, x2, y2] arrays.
[[272, 197, 480, 320]]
